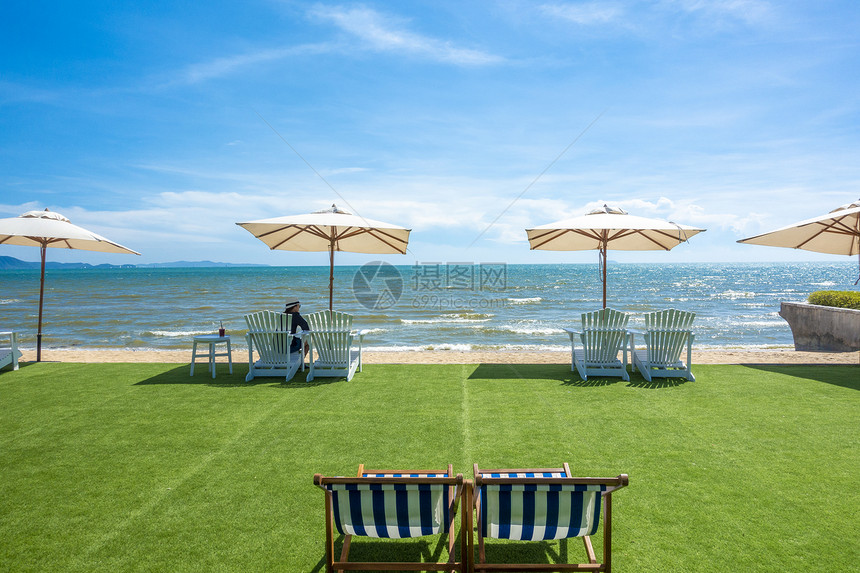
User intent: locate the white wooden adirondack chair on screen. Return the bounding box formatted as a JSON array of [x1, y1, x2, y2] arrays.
[[632, 309, 696, 381], [0, 331, 21, 371], [244, 310, 304, 382], [305, 310, 367, 382], [563, 308, 631, 381]]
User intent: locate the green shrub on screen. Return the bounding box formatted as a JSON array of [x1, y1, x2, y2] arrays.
[[808, 290, 860, 310]]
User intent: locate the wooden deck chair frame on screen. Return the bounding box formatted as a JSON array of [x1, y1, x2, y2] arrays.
[[631, 309, 696, 382], [306, 310, 367, 382], [314, 464, 467, 572], [563, 308, 631, 381], [244, 311, 304, 382], [469, 464, 628, 572], [0, 331, 21, 371]]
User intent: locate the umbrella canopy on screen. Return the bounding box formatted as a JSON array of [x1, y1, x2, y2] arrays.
[[737, 200, 860, 283], [526, 205, 705, 307], [737, 201, 860, 255], [237, 204, 410, 310], [0, 209, 141, 361]]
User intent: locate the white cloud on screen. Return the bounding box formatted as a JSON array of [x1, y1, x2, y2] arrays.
[[539, 2, 624, 25], [170, 44, 332, 86], [309, 5, 504, 65], [668, 0, 774, 25]]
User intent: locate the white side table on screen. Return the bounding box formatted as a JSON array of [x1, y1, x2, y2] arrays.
[[190, 334, 233, 378]]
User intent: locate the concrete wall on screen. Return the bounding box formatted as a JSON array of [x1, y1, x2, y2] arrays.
[[779, 302, 860, 352]]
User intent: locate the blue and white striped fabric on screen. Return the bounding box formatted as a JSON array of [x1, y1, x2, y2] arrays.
[[326, 475, 450, 539], [485, 472, 567, 478], [480, 482, 606, 541]]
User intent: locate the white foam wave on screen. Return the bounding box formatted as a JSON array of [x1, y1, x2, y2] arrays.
[[499, 325, 561, 335], [729, 320, 783, 327], [369, 343, 475, 352], [150, 329, 216, 337], [715, 290, 756, 300], [0, 299, 22, 305], [425, 343, 473, 351], [361, 328, 386, 334], [401, 315, 491, 324], [366, 343, 572, 352], [507, 297, 542, 304]]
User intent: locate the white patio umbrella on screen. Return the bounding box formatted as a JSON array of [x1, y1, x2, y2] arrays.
[[737, 200, 860, 282], [237, 204, 410, 310], [526, 205, 705, 308], [0, 209, 141, 361]]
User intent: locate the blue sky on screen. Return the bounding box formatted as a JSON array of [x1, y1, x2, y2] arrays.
[[2, 0, 858, 267]]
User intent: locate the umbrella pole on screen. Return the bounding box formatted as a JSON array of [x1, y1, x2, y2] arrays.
[[601, 237, 608, 309], [602, 246, 607, 309], [37, 244, 46, 362], [328, 237, 335, 312]]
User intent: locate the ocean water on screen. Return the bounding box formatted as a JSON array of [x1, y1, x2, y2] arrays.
[[0, 262, 857, 352]]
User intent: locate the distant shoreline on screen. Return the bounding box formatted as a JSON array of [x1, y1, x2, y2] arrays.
[[2, 256, 856, 270]]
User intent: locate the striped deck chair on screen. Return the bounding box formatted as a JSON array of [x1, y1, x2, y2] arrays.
[[313, 464, 467, 572], [243, 310, 303, 382], [305, 310, 368, 382], [470, 464, 629, 572], [563, 308, 631, 381], [632, 309, 696, 381], [0, 331, 21, 371]]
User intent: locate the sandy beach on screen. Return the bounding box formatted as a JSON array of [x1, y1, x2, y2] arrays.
[[19, 348, 860, 365]]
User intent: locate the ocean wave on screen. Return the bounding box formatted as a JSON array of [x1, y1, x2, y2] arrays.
[[727, 320, 783, 327], [421, 343, 474, 352], [361, 328, 387, 334], [497, 325, 562, 335], [366, 343, 571, 352], [0, 299, 22, 305], [363, 343, 474, 352], [714, 290, 757, 300], [148, 329, 217, 337], [401, 313, 492, 324], [507, 297, 542, 304]]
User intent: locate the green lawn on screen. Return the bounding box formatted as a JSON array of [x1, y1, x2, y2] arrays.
[[1, 362, 857, 572]]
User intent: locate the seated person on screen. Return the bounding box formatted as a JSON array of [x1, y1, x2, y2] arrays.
[[284, 298, 310, 356]]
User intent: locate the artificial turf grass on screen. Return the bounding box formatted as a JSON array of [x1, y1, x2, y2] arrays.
[[0, 362, 857, 571]]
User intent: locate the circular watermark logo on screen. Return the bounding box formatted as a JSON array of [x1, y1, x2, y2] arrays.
[[353, 261, 404, 310]]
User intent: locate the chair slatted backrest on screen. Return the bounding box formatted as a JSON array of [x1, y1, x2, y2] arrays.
[[644, 309, 695, 364], [472, 466, 628, 572], [580, 308, 629, 363], [322, 471, 455, 539], [581, 307, 629, 330], [244, 310, 292, 365], [315, 465, 466, 572], [644, 308, 695, 330], [581, 329, 628, 363], [307, 310, 354, 365], [477, 471, 607, 541]]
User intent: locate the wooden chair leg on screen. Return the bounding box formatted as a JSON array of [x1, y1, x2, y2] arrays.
[[582, 535, 597, 564], [338, 535, 351, 573], [324, 491, 335, 573], [476, 494, 486, 564], [604, 492, 612, 573], [462, 483, 470, 573]]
